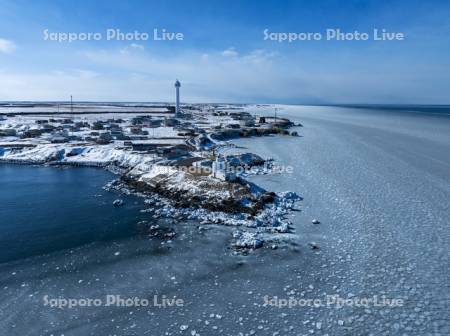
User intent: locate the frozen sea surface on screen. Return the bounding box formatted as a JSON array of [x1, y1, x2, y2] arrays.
[[1, 105, 449, 335]]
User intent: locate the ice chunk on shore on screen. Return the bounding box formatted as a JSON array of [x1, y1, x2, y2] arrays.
[[232, 231, 263, 249]]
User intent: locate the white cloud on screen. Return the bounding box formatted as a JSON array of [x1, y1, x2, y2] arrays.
[[120, 43, 145, 54], [76, 48, 291, 101], [221, 48, 238, 57], [0, 38, 16, 54], [1, 46, 449, 104], [242, 49, 277, 62], [0, 48, 284, 101], [130, 43, 145, 50]]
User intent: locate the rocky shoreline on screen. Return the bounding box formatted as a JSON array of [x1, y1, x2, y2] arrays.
[[0, 104, 302, 250]]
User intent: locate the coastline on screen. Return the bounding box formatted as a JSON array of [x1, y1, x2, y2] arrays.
[[1, 105, 450, 335], [0, 103, 302, 250]]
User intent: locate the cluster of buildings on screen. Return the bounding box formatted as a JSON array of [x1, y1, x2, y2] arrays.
[[0, 80, 295, 181]]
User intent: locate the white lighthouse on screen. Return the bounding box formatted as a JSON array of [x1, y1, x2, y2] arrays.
[[174, 79, 181, 116]]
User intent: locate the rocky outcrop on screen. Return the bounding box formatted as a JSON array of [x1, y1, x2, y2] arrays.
[[118, 169, 275, 216]]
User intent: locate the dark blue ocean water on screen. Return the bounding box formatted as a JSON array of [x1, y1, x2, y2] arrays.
[[328, 104, 450, 116], [0, 165, 147, 263]]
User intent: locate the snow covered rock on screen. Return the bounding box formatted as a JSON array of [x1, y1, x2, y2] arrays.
[[232, 231, 263, 249], [223, 152, 265, 167], [189, 134, 215, 150]]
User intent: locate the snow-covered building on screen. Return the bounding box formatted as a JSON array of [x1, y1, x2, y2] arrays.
[[212, 156, 237, 182]]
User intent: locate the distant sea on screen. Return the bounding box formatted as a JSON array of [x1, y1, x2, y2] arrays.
[[325, 104, 450, 117]]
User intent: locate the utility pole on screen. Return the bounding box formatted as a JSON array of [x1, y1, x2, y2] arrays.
[[70, 95, 73, 113], [274, 107, 278, 123]]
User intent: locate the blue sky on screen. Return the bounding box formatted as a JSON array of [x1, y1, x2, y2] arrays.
[[0, 0, 449, 103]]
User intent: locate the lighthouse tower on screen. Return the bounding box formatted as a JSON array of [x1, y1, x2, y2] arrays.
[[174, 79, 181, 116]]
